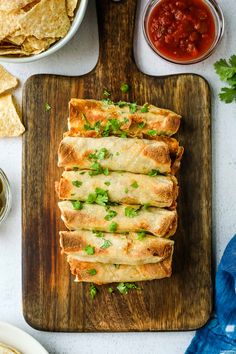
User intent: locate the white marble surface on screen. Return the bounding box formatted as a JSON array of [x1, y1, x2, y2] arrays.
[[0, 0, 235, 353]]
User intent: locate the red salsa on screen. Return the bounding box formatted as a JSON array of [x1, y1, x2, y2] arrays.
[[147, 0, 216, 61]]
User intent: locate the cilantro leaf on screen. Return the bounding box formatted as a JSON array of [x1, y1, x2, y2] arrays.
[[125, 206, 139, 218], [219, 87, 236, 103], [138, 121, 146, 128], [100, 239, 112, 249], [88, 269, 97, 275], [109, 221, 118, 232], [45, 103, 51, 111], [92, 230, 104, 238], [148, 169, 161, 176], [84, 245, 95, 255], [131, 181, 139, 189], [147, 130, 157, 136], [129, 102, 137, 113], [87, 188, 109, 206], [137, 231, 146, 240], [108, 287, 114, 294], [214, 55, 236, 104], [72, 180, 82, 188], [120, 83, 129, 93], [103, 89, 111, 98], [104, 209, 117, 221], [214, 57, 236, 81], [117, 282, 141, 295], [71, 200, 83, 210], [104, 181, 111, 186], [89, 284, 97, 299], [140, 103, 149, 113]]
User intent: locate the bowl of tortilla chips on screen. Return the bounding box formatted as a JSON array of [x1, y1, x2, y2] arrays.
[[0, 0, 88, 63]]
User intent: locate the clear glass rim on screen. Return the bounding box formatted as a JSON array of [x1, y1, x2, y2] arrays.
[[0, 169, 12, 225], [142, 0, 225, 65]]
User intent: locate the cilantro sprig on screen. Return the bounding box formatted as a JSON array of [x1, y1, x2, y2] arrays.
[[87, 188, 109, 206], [214, 55, 236, 103], [117, 282, 142, 295]]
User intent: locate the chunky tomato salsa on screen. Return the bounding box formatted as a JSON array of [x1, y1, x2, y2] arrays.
[[147, 0, 216, 61]]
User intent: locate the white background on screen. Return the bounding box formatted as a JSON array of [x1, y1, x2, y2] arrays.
[[0, 0, 235, 353]]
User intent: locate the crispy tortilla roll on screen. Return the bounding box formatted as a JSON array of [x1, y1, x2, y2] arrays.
[[60, 230, 174, 265], [58, 136, 173, 174], [58, 201, 177, 238], [68, 256, 173, 284], [57, 170, 178, 208], [67, 99, 181, 137]]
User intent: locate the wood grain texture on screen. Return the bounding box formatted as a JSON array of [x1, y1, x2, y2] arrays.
[[22, 0, 212, 331]]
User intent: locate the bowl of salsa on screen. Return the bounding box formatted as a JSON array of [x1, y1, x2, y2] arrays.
[[143, 0, 224, 64]]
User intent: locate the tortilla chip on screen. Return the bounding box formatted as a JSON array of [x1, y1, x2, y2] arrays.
[[16, 0, 71, 39], [0, 47, 30, 56], [0, 65, 18, 95], [0, 11, 22, 41], [66, 0, 78, 18], [6, 34, 25, 45], [0, 94, 25, 137], [22, 36, 56, 54], [0, 0, 35, 12]]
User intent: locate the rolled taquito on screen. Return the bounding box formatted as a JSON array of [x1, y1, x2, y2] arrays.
[[57, 170, 178, 208], [66, 99, 181, 138], [60, 230, 174, 265], [58, 201, 177, 237], [68, 256, 173, 284], [58, 136, 172, 174]]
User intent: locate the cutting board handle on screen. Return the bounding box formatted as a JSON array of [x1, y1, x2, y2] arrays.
[[95, 0, 137, 74]]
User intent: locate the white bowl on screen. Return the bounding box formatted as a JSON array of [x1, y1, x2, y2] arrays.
[[0, 0, 88, 63]]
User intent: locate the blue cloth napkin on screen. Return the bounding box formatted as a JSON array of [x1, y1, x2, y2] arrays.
[[186, 235, 236, 354]]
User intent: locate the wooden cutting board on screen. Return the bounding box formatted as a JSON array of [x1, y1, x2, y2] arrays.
[[22, 0, 212, 331]]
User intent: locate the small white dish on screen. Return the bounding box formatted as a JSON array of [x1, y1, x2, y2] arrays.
[[0, 0, 88, 63], [0, 322, 48, 354]]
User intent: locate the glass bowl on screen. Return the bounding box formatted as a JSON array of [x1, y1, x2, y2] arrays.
[[0, 169, 12, 226], [143, 0, 224, 65]]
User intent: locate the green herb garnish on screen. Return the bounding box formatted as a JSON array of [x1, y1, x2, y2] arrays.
[[100, 239, 112, 249], [124, 187, 129, 194], [71, 200, 83, 210], [131, 181, 139, 189], [109, 221, 118, 232], [214, 55, 236, 103], [73, 166, 79, 171], [138, 121, 146, 128], [103, 89, 111, 98], [88, 148, 110, 161], [89, 283, 97, 299], [87, 188, 109, 206], [129, 102, 137, 113], [104, 209, 117, 221], [45, 103, 51, 111], [88, 269, 97, 275], [84, 245, 95, 255], [104, 181, 111, 186], [92, 230, 104, 238], [140, 103, 149, 113], [148, 169, 161, 176], [108, 287, 114, 294], [137, 231, 146, 240], [125, 206, 139, 218], [72, 180, 82, 188], [143, 203, 151, 211], [89, 162, 109, 176], [117, 282, 141, 295], [147, 129, 157, 136], [120, 83, 129, 93]]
